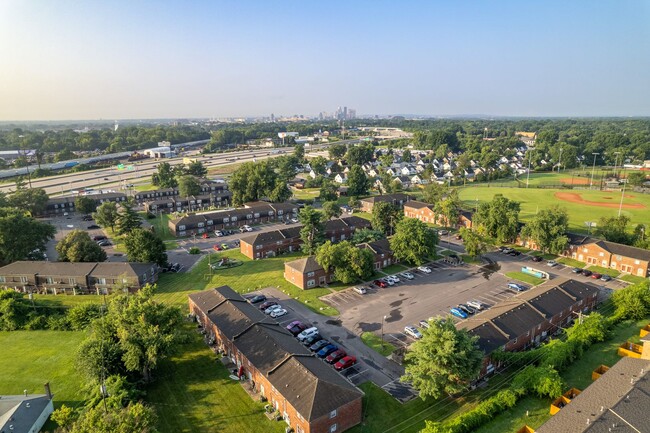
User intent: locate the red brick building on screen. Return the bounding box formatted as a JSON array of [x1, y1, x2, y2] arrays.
[[566, 234, 650, 278], [284, 257, 334, 289], [458, 279, 598, 378], [188, 287, 363, 433], [403, 200, 473, 228], [357, 238, 396, 271], [359, 193, 411, 212]]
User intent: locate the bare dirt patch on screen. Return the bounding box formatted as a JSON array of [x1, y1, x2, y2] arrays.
[[560, 177, 591, 185], [554, 192, 646, 209]]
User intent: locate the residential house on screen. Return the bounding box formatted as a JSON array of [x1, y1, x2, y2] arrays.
[[359, 193, 411, 212], [357, 238, 396, 271], [0, 385, 54, 433], [403, 200, 441, 225], [188, 287, 363, 433], [284, 256, 335, 289], [411, 174, 426, 185], [393, 176, 411, 188], [334, 173, 347, 184], [565, 234, 650, 278], [0, 261, 159, 295]]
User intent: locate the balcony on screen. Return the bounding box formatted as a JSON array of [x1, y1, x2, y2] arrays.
[[618, 341, 643, 358], [591, 364, 609, 381], [640, 324, 650, 338], [549, 388, 581, 415]]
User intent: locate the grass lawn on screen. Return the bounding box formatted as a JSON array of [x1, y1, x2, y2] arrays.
[[458, 186, 650, 234], [291, 187, 320, 200], [381, 263, 409, 274], [530, 251, 557, 260], [147, 327, 285, 433], [621, 274, 648, 284], [461, 254, 482, 264], [585, 265, 620, 278], [139, 212, 176, 241], [133, 183, 154, 191], [504, 271, 545, 286], [557, 257, 587, 268], [361, 332, 396, 356], [0, 331, 87, 431]]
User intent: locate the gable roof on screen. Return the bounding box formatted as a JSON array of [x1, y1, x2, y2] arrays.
[[404, 200, 434, 210], [284, 256, 323, 274], [0, 394, 52, 433], [567, 233, 650, 262], [359, 193, 411, 204]]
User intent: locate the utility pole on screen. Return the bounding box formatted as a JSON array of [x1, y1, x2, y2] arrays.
[[526, 150, 533, 188], [613, 152, 620, 179], [590, 153, 600, 189], [381, 315, 387, 345], [557, 147, 563, 173], [618, 174, 627, 217]]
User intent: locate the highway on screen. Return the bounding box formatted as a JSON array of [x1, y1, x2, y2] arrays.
[[0, 139, 362, 196]]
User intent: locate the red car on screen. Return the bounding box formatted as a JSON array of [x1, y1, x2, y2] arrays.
[[212, 244, 222, 251], [373, 279, 388, 288], [591, 272, 603, 279], [325, 349, 347, 364], [334, 356, 357, 371], [202, 233, 210, 239]]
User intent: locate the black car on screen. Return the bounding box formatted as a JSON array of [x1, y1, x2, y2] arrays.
[[508, 250, 521, 256], [248, 294, 267, 304], [92, 235, 107, 241], [302, 333, 322, 347], [258, 301, 278, 311], [460, 303, 476, 314], [309, 339, 330, 352], [82, 215, 93, 221], [571, 267, 583, 274], [87, 225, 100, 230], [600, 275, 612, 282], [531, 256, 543, 262], [582, 270, 593, 277], [457, 304, 474, 315]]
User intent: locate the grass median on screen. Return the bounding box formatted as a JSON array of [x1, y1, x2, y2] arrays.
[[504, 271, 546, 286], [361, 332, 396, 356]]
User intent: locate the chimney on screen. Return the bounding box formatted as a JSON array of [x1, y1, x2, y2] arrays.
[[44, 382, 52, 400]]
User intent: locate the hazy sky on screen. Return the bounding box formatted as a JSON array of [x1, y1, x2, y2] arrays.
[[1, 0, 649, 120]]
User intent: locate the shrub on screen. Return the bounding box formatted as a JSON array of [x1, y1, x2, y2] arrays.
[[188, 247, 201, 255]]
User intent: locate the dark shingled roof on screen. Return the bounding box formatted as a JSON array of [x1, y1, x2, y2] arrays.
[[536, 356, 650, 433], [467, 322, 509, 354], [490, 303, 545, 339], [360, 193, 411, 204], [357, 238, 393, 256], [284, 257, 324, 274], [240, 226, 302, 246], [188, 286, 363, 421], [404, 200, 433, 210], [567, 233, 650, 262]]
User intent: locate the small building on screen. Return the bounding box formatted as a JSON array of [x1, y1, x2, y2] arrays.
[[357, 238, 396, 271], [0, 385, 54, 433], [359, 193, 411, 212], [284, 256, 334, 289], [565, 234, 650, 278], [188, 287, 363, 433], [144, 146, 175, 159], [403, 200, 439, 224]]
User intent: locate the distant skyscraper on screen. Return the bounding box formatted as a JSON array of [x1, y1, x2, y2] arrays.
[[270, 113, 275, 122], [348, 109, 356, 120]]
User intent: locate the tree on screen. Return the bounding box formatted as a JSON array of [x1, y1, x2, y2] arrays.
[[379, 171, 397, 194], [627, 171, 648, 186], [116, 203, 142, 235], [75, 196, 97, 214], [346, 144, 374, 166], [298, 206, 325, 255], [520, 205, 569, 254], [315, 241, 374, 284], [229, 160, 287, 205], [321, 201, 342, 221], [595, 215, 631, 244], [309, 156, 328, 175], [328, 143, 347, 160], [401, 317, 483, 400], [319, 180, 338, 202], [371, 202, 402, 235], [275, 155, 300, 181], [390, 218, 437, 265], [346, 165, 369, 197], [611, 280, 650, 320], [124, 229, 168, 266], [0, 208, 56, 265], [434, 190, 461, 227], [93, 202, 119, 233], [459, 227, 488, 258], [56, 230, 107, 262], [402, 149, 412, 162], [351, 228, 385, 244], [348, 196, 360, 210], [185, 160, 207, 177], [473, 195, 521, 243], [177, 175, 201, 198], [294, 143, 305, 160], [8, 187, 49, 215], [151, 162, 178, 188], [511, 365, 564, 399], [60, 401, 158, 433], [67, 303, 103, 331]]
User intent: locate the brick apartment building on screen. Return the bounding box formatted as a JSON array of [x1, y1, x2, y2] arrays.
[[566, 234, 650, 278], [0, 261, 159, 295], [357, 238, 396, 271], [188, 287, 363, 433], [168, 202, 298, 237], [458, 279, 598, 377], [359, 193, 411, 212], [239, 216, 371, 260], [42, 192, 128, 216], [403, 200, 473, 228]]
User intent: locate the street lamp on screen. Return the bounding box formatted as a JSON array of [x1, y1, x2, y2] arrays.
[[526, 150, 533, 188], [557, 147, 563, 173], [381, 315, 387, 345], [613, 152, 621, 179], [618, 171, 627, 217], [590, 153, 600, 189]]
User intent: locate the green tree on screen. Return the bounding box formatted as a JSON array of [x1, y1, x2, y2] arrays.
[[151, 162, 178, 188], [321, 201, 342, 221], [595, 215, 631, 244], [315, 241, 374, 284], [627, 171, 648, 186], [67, 303, 103, 331], [0, 208, 56, 264], [124, 229, 167, 266], [346, 165, 369, 196], [63, 402, 158, 433], [511, 365, 564, 399], [371, 202, 402, 235], [520, 205, 569, 254], [390, 218, 437, 265], [229, 160, 286, 205], [611, 280, 650, 320], [93, 202, 119, 233], [328, 143, 347, 160], [434, 190, 461, 227], [185, 160, 207, 177], [459, 227, 488, 258], [402, 149, 412, 162], [348, 196, 360, 210], [275, 155, 300, 181], [0, 291, 31, 330], [8, 187, 49, 215], [294, 143, 305, 160], [116, 203, 142, 235], [75, 196, 97, 214], [346, 144, 374, 166], [473, 195, 521, 243], [177, 175, 201, 198], [309, 156, 328, 175], [51, 404, 75, 431], [319, 180, 338, 202], [56, 230, 107, 262], [351, 228, 385, 244], [402, 317, 483, 400], [298, 206, 325, 255]]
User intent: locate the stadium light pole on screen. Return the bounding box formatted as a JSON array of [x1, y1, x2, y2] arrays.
[[557, 147, 563, 173], [590, 153, 599, 189], [613, 152, 621, 179]]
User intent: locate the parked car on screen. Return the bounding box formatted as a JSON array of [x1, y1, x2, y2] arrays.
[[87, 224, 100, 230], [498, 246, 507, 252], [373, 279, 388, 288], [591, 272, 603, 279], [419, 320, 430, 329], [353, 286, 367, 295], [297, 327, 319, 342], [582, 270, 593, 277], [459, 304, 476, 314], [287, 322, 307, 336], [438, 229, 449, 235], [213, 244, 222, 251], [220, 243, 229, 250], [290, 218, 298, 223], [92, 235, 107, 241], [404, 326, 422, 339], [466, 300, 485, 311], [249, 294, 267, 304], [325, 349, 347, 364], [547, 260, 558, 267], [259, 301, 278, 311], [381, 278, 394, 286], [334, 356, 357, 371], [317, 344, 339, 358], [270, 308, 287, 318], [302, 333, 322, 346], [417, 266, 432, 274], [450, 308, 467, 319], [201, 233, 210, 239], [97, 240, 111, 247], [571, 267, 583, 274], [264, 305, 282, 315], [502, 248, 514, 254], [239, 225, 253, 233], [508, 250, 521, 256], [399, 271, 415, 280], [601, 274, 612, 282], [82, 215, 93, 221], [169, 263, 182, 273], [309, 339, 330, 352], [531, 256, 543, 262], [215, 230, 224, 237], [507, 282, 527, 292], [386, 275, 401, 284]]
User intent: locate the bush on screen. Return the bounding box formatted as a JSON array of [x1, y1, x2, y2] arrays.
[[47, 315, 71, 330], [146, 213, 156, 219], [611, 280, 650, 321], [511, 365, 564, 399], [188, 247, 201, 255], [68, 303, 103, 331]]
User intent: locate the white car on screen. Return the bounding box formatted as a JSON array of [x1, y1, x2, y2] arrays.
[[382, 278, 395, 286], [264, 305, 282, 315], [386, 275, 401, 284], [399, 272, 415, 280], [547, 260, 558, 267], [417, 266, 432, 274], [290, 218, 299, 223], [466, 300, 485, 311], [353, 286, 367, 295], [241, 225, 253, 232], [404, 326, 423, 339], [419, 320, 430, 329], [270, 308, 288, 318], [297, 327, 319, 341]]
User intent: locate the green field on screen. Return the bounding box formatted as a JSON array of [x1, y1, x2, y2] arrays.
[[361, 332, 396, 356], [458, 186, 650, 233], [504, 271, 546, 286]]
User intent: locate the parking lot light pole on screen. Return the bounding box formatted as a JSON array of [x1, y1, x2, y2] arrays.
[[381, 315, 387, 345], [590, 153, 599, 189]]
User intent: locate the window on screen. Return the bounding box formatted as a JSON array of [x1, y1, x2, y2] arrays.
[[0, 276, 4, 283], [307, 280, 315, 287], [232, 216, 237, 222], [330, 409, 337, 418], [635, 260, 640, 265], [46, 277, 54, 284], [207, 220, 213, 225], [224, 218, 230, 223], [179, 231, 186, 236], [307, 272, 315, 277], [278, 210, 283, 215], [256, 245, 262, 250], [69, 278, 76, 284], [512, 338, 518, 345], [599, 252, 604, 257], [268, 211, 274, 216], [254, 213, 260, 218], [178, 225, 186, 231], [198, 222, 205, 228], [97, 278, 107, 285], [19, 276, 27, 283], [330, 424, 337, 433]]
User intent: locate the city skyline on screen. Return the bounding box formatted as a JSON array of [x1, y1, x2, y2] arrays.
[[1, 0, 649, 121]]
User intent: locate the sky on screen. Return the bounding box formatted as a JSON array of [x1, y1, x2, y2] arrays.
[[1, 0, 649, 120]]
